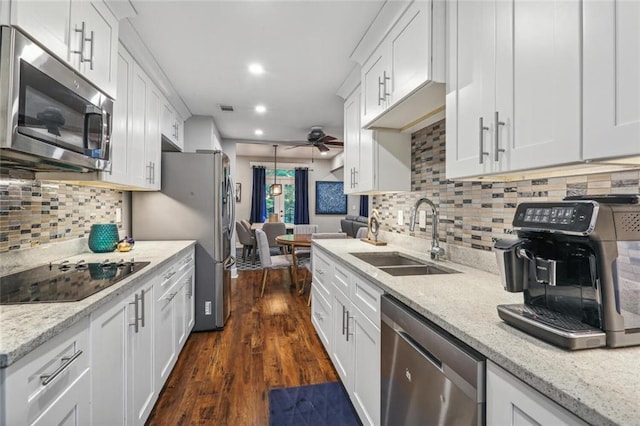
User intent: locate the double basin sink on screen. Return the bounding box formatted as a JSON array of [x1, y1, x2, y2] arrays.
[[349, 252, 458, 276]]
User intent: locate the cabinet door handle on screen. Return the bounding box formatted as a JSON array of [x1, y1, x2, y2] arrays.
[[494, 111, 505, 162], [71, 22, 86, 62], [382, 70, 390, 100], [315, 268, 324, 275], [129, 293, 140, 333], [478, 117, 489, 164], [40, 350, 83, 386], [140, 288, 146, 328], [186, 276, 193, 297], [345, 310, 353, 342], [342, 305, 347, 335], [83, 30, 95, 70], [377, 76, 384, 106], [354, 169, 358, 186]]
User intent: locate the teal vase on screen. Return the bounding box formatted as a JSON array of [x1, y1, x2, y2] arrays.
[[88, 224, 119, 253]]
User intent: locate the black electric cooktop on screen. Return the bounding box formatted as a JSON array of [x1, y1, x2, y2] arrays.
[[0, 260, 150, 305]]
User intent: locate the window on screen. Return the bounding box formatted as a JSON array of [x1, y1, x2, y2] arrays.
[[266, 168, 295, 223]]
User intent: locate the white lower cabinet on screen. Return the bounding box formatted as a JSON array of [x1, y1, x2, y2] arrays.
[[90, 293, 130, 425], [128, 280, 156, 426], [91, 276, 156, 426], [311, 249, 382, 426], [487, 361, 587, 426], [2, 319, 90, 426], [89, 247, 193, 426], [349, 304, 380, 426]]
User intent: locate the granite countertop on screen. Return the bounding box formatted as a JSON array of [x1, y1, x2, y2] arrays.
[[0, 240, 196, 369], [314, 238, 639, 426]]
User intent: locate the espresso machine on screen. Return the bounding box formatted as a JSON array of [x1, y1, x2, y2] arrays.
[[494, 195, 640, 350]]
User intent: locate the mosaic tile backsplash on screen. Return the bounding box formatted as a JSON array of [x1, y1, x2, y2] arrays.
[[0, 179, 124, 253], [372, 119, 640, 252]]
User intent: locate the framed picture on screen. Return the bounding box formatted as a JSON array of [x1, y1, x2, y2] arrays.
[[315, 181, 347, 214], [235, 183, 241, 202]]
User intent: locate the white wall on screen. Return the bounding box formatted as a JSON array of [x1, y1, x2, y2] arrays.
[[234, 155, 356, 233]]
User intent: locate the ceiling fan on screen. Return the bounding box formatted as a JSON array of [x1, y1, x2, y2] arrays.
[[287, 126, 344, 153]]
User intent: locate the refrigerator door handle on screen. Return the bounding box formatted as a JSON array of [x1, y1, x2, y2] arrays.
[[224, 256, 236, 269], [227, 175, 236, 240]]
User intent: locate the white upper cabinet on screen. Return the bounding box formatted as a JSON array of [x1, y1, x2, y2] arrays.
[[344, 87, 362, 195], [10, 0, 71, 62], [446, 0, 581, 179], [68, 1, 118, 97], [11, 0, 118, 98], [387, 0, 433, 103], [344, 85, 411, 195], [361, 50, 390, 126], [445, 0, 496, 178], [102, 46, 133, 186], [145, 84, 162, 190], [161, 100, 185, 151], [358, 0, 445, 130], [583, 0, 640, 160]]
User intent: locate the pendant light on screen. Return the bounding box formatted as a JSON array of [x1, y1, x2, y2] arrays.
[[269, 145, 283, 196]]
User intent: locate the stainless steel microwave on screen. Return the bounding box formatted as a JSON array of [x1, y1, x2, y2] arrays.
[[0, 26, 112, 173]]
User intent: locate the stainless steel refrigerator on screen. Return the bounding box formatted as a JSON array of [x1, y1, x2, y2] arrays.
[[132, 151, 235, 331]]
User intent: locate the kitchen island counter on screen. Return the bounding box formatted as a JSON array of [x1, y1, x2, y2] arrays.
[[0, 240, 196, 368], [314, 237, 639, 426]]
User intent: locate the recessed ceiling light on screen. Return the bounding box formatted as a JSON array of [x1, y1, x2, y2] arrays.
[[320, 151, 328, 156], [255, 105, 266, 114], [254, 129, 263, 136], [248, 63, 264, 75]]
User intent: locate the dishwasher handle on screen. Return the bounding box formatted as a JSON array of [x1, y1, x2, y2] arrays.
[[396, 329, 443, 371]]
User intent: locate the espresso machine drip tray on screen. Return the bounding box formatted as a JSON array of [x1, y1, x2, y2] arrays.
[[497, 304, 607, 350]]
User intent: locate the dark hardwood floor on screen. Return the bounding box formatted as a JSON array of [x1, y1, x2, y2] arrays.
[[146, 269, 338, 425]]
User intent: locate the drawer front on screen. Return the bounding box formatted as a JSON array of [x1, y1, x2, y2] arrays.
[[333, 263, 351, 296], [312, 250, 332, 288], [351, 274, 383, 328], [4, 318, 90, 425], [177, 248, 195, 275], [159, 263, 179, 294], [311, 286, 332, 350]]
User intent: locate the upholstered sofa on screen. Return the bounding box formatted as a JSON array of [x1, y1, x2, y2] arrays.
[[340, 215, 368, 238]]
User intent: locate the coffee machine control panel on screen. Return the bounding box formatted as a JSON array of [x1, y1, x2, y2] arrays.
[[513, 201, 598, 234]]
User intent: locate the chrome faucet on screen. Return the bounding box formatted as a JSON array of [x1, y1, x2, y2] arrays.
[[409, 197, 445, 260]]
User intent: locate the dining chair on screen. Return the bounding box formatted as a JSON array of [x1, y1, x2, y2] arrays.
[[293, 224, 319, 258], [255, 228, 294, 297], [236, 221, 257, 264], [261, 222, 287, 254], [241, 219, 252, 232], [303, 232, 347, 304]]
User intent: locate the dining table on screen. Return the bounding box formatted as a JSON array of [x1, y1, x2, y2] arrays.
[[275, 233, 312, 294], [251, 222, 295, 233]]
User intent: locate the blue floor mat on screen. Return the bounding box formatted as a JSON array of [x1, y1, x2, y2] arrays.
[[269, 382, 361, 426]]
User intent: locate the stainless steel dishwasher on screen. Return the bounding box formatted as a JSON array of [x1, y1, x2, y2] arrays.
[[381, 295, 485, 426]]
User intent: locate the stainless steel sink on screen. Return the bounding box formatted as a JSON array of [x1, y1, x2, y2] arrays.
[[379, 265, 453, 276], [350, 251, 458, 276], [350, 252, 424, 267]]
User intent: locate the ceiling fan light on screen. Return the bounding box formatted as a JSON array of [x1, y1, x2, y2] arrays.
[[269, 183, 283, 196]]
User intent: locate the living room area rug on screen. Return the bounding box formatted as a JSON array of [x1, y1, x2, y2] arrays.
[[269, 381, 361, 426]]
